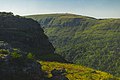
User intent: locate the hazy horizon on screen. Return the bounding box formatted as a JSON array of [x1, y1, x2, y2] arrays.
[[0, 0, 120, 18]]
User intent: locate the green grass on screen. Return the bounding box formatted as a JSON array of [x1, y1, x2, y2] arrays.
[[40, 61, 120, 80]]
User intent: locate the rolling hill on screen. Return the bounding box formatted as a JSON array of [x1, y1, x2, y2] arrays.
[[26, 13, 120, 77]]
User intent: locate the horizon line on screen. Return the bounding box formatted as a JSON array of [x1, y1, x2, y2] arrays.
[[23, 12, 120, 19], [0, 11, 120, 19]]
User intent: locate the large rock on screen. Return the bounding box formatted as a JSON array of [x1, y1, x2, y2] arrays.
[[0, 12, 55, 58], [0, 50, 44, 80]]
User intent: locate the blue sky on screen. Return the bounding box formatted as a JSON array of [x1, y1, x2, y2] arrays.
[[0, 0, 120, 18]]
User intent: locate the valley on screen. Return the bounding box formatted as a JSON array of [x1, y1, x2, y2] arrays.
[[26, 14, 120, 77]]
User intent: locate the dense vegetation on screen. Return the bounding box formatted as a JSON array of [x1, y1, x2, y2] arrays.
[[26, 14, 120, 77], [0, 12, 55, 59]]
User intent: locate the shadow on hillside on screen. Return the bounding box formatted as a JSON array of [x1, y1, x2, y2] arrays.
[[44, 68, 69, 80]]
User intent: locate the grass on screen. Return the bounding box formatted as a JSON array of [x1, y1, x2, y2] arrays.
[[40, 61, 120, 80]]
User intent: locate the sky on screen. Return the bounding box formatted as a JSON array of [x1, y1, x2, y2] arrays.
[[0, 0, 120, 18]]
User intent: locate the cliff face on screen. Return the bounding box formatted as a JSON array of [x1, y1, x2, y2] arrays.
[[0, 12, 55, 58]]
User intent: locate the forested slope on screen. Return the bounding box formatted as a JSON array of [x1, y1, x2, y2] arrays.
[[26, 14, 120, 77]]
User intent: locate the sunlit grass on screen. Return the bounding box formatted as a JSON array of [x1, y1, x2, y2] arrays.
[[40, 61, 119, 80]]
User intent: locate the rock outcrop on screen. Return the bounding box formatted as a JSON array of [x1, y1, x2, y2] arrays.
[[0, 12, 55, 58], [0, 49, 44, 80]]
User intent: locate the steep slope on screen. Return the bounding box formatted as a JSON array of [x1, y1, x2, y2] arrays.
[[26, 13, 120, 77], [40, 61, 120, 80], [0, 12, 55, 59]]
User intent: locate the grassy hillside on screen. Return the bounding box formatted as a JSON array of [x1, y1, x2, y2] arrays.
[[26, 14, 120, 77], [25, 13, 96, 28], [40, 61, 120, 80]]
